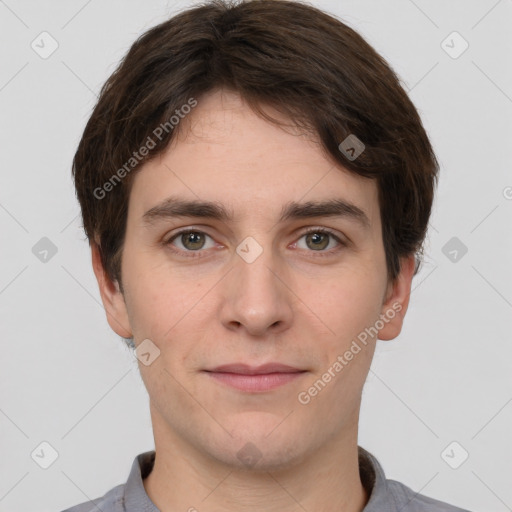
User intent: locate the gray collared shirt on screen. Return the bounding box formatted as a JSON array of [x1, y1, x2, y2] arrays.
[[60, 446, 472, 512]]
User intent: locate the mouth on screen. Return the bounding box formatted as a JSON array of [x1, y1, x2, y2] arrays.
[[203, 363, 307, 392]]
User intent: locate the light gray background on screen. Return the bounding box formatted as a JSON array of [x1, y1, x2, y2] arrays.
[[1, 1, 511, 511]]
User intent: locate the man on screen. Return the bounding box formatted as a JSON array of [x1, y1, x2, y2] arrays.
[[63, 0, 471, 510]]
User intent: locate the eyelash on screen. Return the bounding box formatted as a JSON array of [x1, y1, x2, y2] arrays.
[[163, 227, 346, 259]]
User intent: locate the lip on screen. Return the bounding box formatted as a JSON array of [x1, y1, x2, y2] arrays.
[[203, 363, 307, 392], [206, 363, 304, 375]]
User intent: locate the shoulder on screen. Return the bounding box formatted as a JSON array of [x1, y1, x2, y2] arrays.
[[59, 483, 125, 512], [387, 479, 473, 512]]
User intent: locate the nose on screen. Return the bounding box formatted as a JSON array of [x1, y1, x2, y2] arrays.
[[219, 240, 294, 337]]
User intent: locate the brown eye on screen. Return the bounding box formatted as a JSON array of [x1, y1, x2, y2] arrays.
[[295, 228, 344, 254], [165, 230, 215, 253], [305, 232, 330, 251], [180, 231, 206, 250]]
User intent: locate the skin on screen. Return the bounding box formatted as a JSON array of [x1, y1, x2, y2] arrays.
[[92, 88, 415, 512]]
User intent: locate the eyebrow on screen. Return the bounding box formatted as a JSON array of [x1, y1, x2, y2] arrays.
[[142, 195, 371, 230]]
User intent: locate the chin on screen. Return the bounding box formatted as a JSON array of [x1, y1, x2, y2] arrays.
[[201, 422, 309, 471]]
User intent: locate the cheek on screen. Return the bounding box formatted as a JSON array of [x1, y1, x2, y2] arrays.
[[308, 266, 385, 338], [121, 263, 175, 343], [123, 265, 214, 363], [122, 242, 176, 331]]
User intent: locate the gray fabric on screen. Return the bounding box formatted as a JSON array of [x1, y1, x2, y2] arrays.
[[60, 447, 472, 512]]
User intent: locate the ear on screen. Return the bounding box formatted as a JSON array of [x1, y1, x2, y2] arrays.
[[91, 240, 132, 339], [377, 254, 416, 341]]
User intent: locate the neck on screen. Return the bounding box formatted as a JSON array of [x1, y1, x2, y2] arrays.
[[143, 411, 369, 512]]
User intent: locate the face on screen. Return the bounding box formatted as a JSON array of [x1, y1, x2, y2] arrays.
[[93, 88, 414, 471]]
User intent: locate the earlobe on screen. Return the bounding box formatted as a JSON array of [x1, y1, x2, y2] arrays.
[[377, 254, 416, 341], [91, 241, 133, 339]]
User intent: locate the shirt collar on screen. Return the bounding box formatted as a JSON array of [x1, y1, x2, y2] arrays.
[[123, 451, 158, 512], [123, 446, 395, 512]]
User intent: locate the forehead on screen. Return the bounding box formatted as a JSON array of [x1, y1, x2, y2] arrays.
[[128, 89, 380, 228]]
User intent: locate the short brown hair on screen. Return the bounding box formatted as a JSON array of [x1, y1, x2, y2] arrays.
[[72, 0, 439, 291]]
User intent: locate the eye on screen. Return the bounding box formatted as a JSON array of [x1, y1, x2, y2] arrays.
[[163, 227, 346, 259], [164, 229, 216, 257], [295, 228, 345, 254]]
